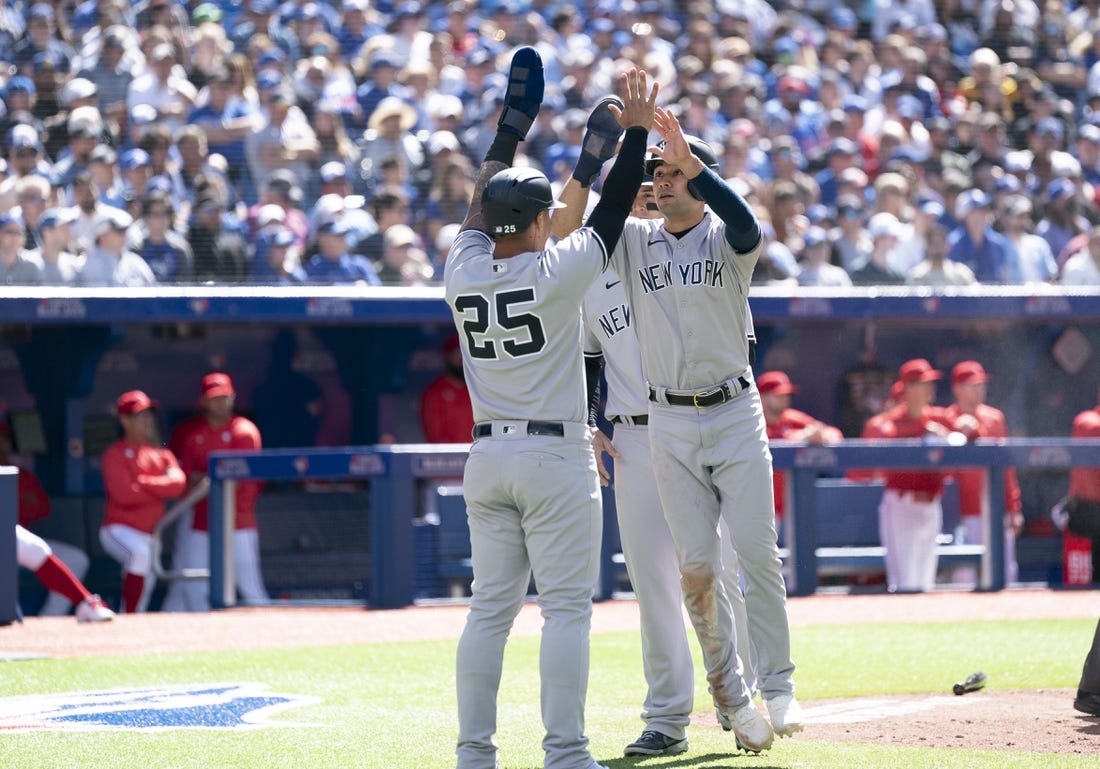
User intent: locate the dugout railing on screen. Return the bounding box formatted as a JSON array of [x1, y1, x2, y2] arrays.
[[202, 437, 1100, 609]]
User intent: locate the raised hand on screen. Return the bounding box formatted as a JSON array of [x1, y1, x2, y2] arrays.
[[649, 107, 693, 169], [608, 68, 658, 133]]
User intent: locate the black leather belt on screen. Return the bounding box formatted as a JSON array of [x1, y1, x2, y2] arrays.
[[649, 376, 751, 408], [611, 415, 648, 425], [473, 421, 565, 438]]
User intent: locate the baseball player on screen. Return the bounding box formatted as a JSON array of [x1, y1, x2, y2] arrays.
[[552, 148, 759, 756], [758, 371, 843, 536], [445, 47, 656, 769], [943, 360, 1023, 583], [161, 372, 268, 611], [99, 390, 187, 613], [8, 424, 113, 621], [601, 112, 799, 753], [861, 359, 963, 591]]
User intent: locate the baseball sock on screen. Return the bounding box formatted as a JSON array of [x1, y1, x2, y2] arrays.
[[34, 555, 92, 606], [122, 572, 145, 614]]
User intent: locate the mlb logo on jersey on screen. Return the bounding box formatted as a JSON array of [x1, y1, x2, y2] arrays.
[[492, 262, 508, 273], [0, 683, 319, 732]]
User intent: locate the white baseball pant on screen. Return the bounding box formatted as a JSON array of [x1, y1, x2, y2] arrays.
[[879, 489, 942, 591], [99, 523, 157, 613], [161, 527, 269, 612]]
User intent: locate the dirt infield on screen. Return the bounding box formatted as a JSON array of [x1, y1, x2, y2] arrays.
[[3, 588, 1099, 754]]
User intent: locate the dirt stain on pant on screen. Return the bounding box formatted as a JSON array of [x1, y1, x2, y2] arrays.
[[682, 564, 736, 711]]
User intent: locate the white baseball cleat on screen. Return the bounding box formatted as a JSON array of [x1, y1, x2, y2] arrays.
[[766, 693, 805, 737], [717, 702, 774, 753], [75, 595, 115, 623]]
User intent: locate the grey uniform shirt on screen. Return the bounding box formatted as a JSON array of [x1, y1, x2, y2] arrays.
[[0, 253, 44, 285], [582, 270, 649, 419], [445, 227, 607, 423], [609, 212, 762, 391]]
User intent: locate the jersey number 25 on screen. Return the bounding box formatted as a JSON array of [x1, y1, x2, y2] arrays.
[[454, 288, 547, 360]]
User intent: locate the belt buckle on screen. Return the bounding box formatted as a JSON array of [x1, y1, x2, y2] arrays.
[[692, 388, 719, 408]]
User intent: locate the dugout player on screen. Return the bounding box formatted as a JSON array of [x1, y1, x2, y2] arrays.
[[99, 390, 187, 613], [552, 150, 760, 756], [161, 373, 268, 612], [861, 359, 963, 591], [943, 360, 1023, 584], [445, 47, 655, 769], [597, 115, 793, 753]]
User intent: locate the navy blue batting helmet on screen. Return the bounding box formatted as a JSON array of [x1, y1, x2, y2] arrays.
[[481, 167, 566, 236]]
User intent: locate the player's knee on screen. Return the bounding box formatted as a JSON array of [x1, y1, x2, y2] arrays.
[[128, 551, 153, 575]]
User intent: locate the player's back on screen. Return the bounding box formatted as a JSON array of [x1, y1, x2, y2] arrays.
[[445, 228, 604, 424]]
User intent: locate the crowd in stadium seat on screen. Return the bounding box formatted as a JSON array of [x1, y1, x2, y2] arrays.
[[0, 0, 1099, 286]]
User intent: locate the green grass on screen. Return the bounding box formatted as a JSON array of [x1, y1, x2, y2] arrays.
[[3, 618, 1098, 769]]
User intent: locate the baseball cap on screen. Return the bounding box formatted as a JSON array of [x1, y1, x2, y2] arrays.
[[89, 143, 117, 165], [61, 77, 97, 106], [898, 358, 942, 385], [117, 389, 156, 416], [828, 6, 857, 29], [37, 206, 77, 234], [803, 226, 829, 247], [1046, 176, 1075, 202], [191, 2, 223, 24], [826, 137, 858, 159], [29, 3, 54, 20], [6, 75, 36, 96], [256, 70, 284, 91], [954, 189, 990, 219], [319, 161, 347, 183], [1035, 116, 1064, 139], [867, 212, 902, 239], [9, 123, 41, 150], [201, 373, 235, 399], [757, 371, 799, 396], [317, 218, 351, 236], [119, 148, 151, 171], [384, 223, 417, 247], [427, 130, 460, 155], [0, 211, 24, 230], [93, 208, 133, 237], [952, 360, 990, 386]]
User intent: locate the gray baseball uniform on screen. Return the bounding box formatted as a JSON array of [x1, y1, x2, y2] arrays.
[[608, 212, 796, 709], [446, 225, 607, 769], [582, 272, 756, 742]]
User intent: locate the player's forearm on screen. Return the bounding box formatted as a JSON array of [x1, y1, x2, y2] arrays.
[[550, 177, 588, 241], [690, 168, 762, 254], [461, 130, 520, 232], [587, 127, 647, 252]]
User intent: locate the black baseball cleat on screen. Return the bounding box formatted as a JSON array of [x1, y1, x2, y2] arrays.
[[623, 729, 688, 756], [1074, 689, 1100, 716], [497, 46, 544, 140], [582, 96, 624, 164]]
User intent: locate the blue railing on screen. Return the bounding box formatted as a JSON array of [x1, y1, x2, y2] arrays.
[[205, 438, 1100, 609]]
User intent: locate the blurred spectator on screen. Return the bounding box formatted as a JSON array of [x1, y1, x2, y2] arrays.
[[13, 4, 75, 77], [0, 210, 43, 284], [0, 123, 48, 212], [76, 25, 135, 128], [796, 226, 851, 287], [30, 206, 81, 285], [175, 125, 234, 215], [79, 207, 156, 287], [87, 143, 125, 210], [374, 223, 433, 285], [998, 194, 1057, 283], [947, 189, 1017, 282], [135, 192, 193, 283], [187, 67, 256, 197], [307, 103, 362, 200], [851, 213, 907, 284], [1039, 177, 1089, 266], [304, 218, 381, 284], [187, 193, 249, 283], [358, 187, 411, 263], [126, 42, 196, 134], [908, 218, 978, 286], [421, 155, 474, 253], [358, 95, 423, 188], [250, 226, 306, 284], [13, 174, 52, 250], [245, 84, 318, 194], [1060, 227, 1100, 285], [831, 194, 872, 273], [50, 105, 103, 189]]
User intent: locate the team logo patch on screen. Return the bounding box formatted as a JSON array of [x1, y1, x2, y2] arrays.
[[0, 683, 319, 732]]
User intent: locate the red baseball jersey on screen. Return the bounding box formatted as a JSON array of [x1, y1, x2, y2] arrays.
[[176, 415, 263, 531], [101, 439, 188, 533], [767, 408, 843, 520], [861, 404, 956, 495], [1070, 407, 1100, 501], [419, 375, 475, 443], [943, 402, 1022, 516], [15, 465, 49, 528]]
